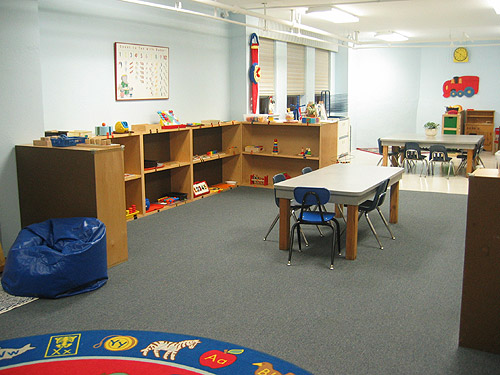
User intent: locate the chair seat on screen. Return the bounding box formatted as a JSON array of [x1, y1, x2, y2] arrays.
[[300, 211, 335, 223]]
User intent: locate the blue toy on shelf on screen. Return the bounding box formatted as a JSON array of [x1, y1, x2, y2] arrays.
[[50, 135, 87, 147]]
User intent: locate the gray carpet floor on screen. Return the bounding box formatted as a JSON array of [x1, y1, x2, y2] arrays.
[[1, 187, 500, 374]]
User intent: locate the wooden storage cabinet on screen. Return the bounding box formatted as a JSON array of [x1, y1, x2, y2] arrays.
[[111, 134, 145, 216], [241, 121, 338, 186], [192, 123, 241, 188], [459, 169, 500, 354], [142, 129, 192, 212], [15, 145, 128, 268], [465, 110, 495, 151], [442, 111, 464, 135]]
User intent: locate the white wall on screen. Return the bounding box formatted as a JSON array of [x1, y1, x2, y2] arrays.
[[416, 46, 500, 130], [348, 47, 421, 149], [39, 3, 233, 131], [0, 0, 45, 250], [349, 45, 500, 149], [0, 0, 238, 251]]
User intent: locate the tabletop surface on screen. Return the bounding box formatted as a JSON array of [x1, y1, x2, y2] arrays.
[[274, 164, 403, 199], [379, 133, 483, 148]]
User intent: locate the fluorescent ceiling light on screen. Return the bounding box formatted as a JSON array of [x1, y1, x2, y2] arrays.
[[306, 6, 359, 24], [490, 0, 500, 14], [374, 31, 408, 42]]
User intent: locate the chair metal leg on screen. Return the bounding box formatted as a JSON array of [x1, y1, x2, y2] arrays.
[[332, 219, 342, 256], [376, 207, 395, 240], [330, 225, 335, 270], [365, 212, 384, 250], [336, 204, 347, 224], [419, 160, 428, 177], [263, 213, 279, 241], [296, 224, 302, 252], [291, 211, 309, 246], [288, 223, 297, 266], [447, 161, 454, 179], [477, 155, 485, 168], [266, 211, 309, 246]]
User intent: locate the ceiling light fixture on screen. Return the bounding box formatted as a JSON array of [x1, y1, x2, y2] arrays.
[[374, 31, 408, 42], [305, 6, 359, 24], [490, 0, 500, 14]]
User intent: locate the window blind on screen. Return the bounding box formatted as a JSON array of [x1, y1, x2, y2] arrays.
[[315, 48, 329, 94], [258, 38, 275, 96], [287, 43, 305, 95]]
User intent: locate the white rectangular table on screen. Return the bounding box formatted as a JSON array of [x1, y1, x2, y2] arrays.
[[379, 134, 484, 174], [274, 164, 404, 260]]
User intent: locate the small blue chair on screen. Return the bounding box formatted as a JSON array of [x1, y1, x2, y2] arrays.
[[428, 145, 454, 179], [264, 173, 309, 246], [402, 142, 428, 177], [288, 187, 341, 270], [377, 138, 400, 167], [358, 179, 395, 250]]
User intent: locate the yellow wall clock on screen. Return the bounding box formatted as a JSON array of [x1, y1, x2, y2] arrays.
[[453, 47, 469, 63]]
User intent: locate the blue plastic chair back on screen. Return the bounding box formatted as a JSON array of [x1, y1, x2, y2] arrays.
[[294, 187, 333, 223], [294, 187, 329, 207], [302, 167, 313, 174], [429, 145, 449, 162], [273, 173, 286, 207], [404, 142, 424, 160], [361, 179, 390, 212]]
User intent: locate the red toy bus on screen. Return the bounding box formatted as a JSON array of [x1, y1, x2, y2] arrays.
[[442, 76, 479, 98]]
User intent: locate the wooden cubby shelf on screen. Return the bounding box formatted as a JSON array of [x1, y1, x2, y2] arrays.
[[101, 119, 348, 221], [242, 152, 320, 160]]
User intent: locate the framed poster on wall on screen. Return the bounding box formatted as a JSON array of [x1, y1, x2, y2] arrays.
[[114, 42, 169, 101]]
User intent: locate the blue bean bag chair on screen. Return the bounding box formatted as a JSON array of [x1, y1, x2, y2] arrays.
[[1, 217, 108, 298]]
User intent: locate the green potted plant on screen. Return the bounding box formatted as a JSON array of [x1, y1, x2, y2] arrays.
[[424, 121, 439, 136]]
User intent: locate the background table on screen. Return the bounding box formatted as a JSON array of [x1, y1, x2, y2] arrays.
[[274, 164, 404, 260], [380, 134, 484, 174]]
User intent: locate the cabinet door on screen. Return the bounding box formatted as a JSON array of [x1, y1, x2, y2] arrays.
[[443, 116, 459, 134], [466, 125, 493, 151]]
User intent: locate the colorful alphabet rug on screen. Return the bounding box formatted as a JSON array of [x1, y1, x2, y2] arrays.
[[0, 330, 312, 375]]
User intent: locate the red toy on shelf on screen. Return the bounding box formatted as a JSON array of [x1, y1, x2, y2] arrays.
[[250, 174, 268, 186], [193, 181, 210, 197]]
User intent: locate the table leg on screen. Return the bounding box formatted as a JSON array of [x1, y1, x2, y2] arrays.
[[466, 149, 474, 175], [345, 205, 359, 260], [392, 146, 401, 167], [382, 146, 389, 166], [389, 181, 400, 223], [279, 198, 291, 250]]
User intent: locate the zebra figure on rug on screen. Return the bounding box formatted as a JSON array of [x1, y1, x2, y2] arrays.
[[141, 339, 201, 360]]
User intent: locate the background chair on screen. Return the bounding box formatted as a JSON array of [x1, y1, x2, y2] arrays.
[[358, 179, 395, 250], [288, 187, 341, 270], [264, 173, 309, 246], [402, 142, 428, 177], [377, 138, 400, 167], [428, 145, 454, 179], [456, 138, 485, 174]]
